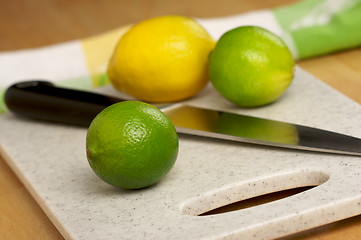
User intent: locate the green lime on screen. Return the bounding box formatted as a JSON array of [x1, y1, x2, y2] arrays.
[[209, 26, 295, 107], [86, 101, 179, 189]]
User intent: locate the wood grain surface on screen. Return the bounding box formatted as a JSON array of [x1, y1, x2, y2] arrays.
[[1, 0, 361, 239]]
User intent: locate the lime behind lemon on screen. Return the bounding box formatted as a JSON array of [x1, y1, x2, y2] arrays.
[[86, 101, 179, 189], [209, 26, 295, 107]]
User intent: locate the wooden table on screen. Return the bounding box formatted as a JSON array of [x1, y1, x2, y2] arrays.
[[1, 0, 361, 239]]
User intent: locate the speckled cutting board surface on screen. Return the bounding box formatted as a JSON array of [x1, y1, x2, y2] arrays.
[[1, 66, 361, 240]]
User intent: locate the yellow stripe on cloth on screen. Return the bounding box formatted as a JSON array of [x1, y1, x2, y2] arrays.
[[81, 25, 132, 87]]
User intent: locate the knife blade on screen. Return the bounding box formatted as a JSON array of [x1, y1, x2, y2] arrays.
[[4, 80, 361, 156]]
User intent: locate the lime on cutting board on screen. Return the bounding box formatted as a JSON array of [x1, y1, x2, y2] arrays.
[[209, 26, 295, 107], [86, 101, 179, 189]]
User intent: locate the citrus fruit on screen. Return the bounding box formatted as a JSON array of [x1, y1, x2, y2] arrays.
[[209, 26, 295, 107], [107, 15, 215, 103], [86, 101, 179, 189]]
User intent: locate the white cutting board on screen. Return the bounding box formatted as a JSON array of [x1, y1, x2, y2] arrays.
[[1, 66, 361, 240]]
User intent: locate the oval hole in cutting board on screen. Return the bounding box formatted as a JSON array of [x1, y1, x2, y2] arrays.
[[200, 186, 314, 216], [180, 170, 329, 216]]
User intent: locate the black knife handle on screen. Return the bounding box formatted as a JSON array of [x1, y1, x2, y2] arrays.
[[4, 80, 124, 127]]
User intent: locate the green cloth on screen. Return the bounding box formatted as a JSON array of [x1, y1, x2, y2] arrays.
[[273, 0, 361, 59]]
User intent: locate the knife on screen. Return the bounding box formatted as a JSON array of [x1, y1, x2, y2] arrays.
[[4, 80, 361, 156]]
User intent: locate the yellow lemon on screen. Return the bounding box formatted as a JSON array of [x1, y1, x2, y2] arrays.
[[107, 15, 215, 103]]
